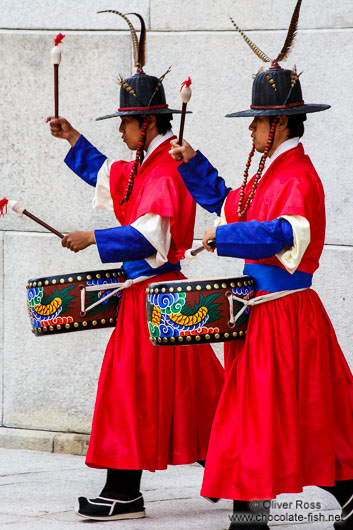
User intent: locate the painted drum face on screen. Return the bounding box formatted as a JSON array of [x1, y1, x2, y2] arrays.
[[146, 275, 255, 346], [26, 269, 125, 336]]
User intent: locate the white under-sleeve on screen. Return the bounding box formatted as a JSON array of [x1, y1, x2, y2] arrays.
[[131, 213, 171, 269], [93, 158, 115, 211], [215, 201, 228, 226], [276, 215, 311, 274]]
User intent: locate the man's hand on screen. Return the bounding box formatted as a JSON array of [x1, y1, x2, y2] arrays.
[[62, 231, 96, 253], [202, 227, 217, 253], [45, 116, 80, 147], [169, 139, 197, 163]]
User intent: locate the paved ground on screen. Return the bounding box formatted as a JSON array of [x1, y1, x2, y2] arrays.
[[0, 448, 342, 529]]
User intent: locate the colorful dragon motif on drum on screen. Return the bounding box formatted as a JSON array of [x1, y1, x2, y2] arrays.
[[27, 285, 75, 328], [27, 277, 122, 329], [147, 291, 223, 338]]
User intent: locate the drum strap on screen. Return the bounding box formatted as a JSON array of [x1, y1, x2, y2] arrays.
[[81, 275, 158, 315], [227, 288, 310, 326]]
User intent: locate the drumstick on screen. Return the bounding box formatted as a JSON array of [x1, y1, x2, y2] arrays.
[[179, 239, 216, 260], [0, 198, 64, 239], [51, 33, 65, 118], [178, 77, 192, 145]]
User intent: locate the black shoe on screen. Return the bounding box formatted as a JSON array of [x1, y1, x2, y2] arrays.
[[334, 493, 353, 529], [203, 496, 220, 503], [229, 499, 270, 529], [75, 495, 146, 521], [228, 523, 270, 530]]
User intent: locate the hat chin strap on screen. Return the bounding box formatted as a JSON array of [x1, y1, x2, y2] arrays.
[[120, 118, 149, 205], [237, 117, 279, 218]]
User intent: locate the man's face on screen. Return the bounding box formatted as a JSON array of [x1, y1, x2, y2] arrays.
[[248, 115, 271, 153], [119, 116, 142, 150]]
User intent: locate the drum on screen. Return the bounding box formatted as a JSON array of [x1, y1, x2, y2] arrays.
[[27, 268, 125, 336], [146, 275, 254, 345]]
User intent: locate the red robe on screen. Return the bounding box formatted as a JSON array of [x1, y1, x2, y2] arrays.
[[201, 144, 353, 500], [86, 137, 223, 471]]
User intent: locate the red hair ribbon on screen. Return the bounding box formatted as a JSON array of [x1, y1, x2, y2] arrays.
[[0, 197, 8, 217], [175, 248, 186, 261], [54, 33, 65, 46], [180, 77, 192, 91]]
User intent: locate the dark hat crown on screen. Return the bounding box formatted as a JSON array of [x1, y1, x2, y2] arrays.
[[96, 11, 182, 120], [119, 73, 167, 110], [226, 0, 330, 117], [251, 64, 303, 110]]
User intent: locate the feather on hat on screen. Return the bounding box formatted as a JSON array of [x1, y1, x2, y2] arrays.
[[96, 11, 185, 119], [227, 0, 330, 117]]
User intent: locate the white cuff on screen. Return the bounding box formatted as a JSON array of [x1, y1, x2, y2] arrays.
[[131, 213, 171, 269], [276, 215, 311, 274], [93, 159, 114, 211], [215, 201, 228, 226]]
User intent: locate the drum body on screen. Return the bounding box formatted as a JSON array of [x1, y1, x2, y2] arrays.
[[146, 275, 254, 346], [27, 268, 125, 336]]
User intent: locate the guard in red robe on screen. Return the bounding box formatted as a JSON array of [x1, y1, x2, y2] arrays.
[[47, 11, 223, 522], [170, 2, 353, 529]]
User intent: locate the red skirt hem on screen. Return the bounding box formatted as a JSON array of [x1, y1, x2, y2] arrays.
[[201, 289, 353, 500]]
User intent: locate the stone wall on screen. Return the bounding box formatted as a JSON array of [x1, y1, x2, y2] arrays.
[[1, 0, 352, 451]]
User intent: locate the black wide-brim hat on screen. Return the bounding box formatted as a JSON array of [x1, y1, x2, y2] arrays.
[[226, 66, 330, 118], [97, 73, 189, 121]]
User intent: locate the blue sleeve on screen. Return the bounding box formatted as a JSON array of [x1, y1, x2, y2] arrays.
[[177, 150, 232, 216], [64, 135, 107, 187], [94, 225, 156, 264], [216, 218, 294, 259]]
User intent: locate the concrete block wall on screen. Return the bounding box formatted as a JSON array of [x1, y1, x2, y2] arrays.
[[0, 1, 352, 450], [0, 232, 4, 426]]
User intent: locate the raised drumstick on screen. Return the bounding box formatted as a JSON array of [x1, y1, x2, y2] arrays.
[[0, 198, 64, 239], [50, 33, 65, 118], [178, 77, 192, 145]]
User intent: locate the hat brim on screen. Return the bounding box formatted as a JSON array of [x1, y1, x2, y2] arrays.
[[96, 108, 191, 121], [226, 103, 330, 118]]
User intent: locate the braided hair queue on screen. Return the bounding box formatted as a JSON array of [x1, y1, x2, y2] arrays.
[[237, 117, 279, 218], [120, 117, 149, 205]]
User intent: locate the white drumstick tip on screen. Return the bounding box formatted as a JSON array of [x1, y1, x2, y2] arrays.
[[8, 200, 25, 215], [184, 248, 197, 260], [181, 85, 192, 104], [180, 77, 192, 104], [51, 33, 65, 65], [51, 46, 62, 65]]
